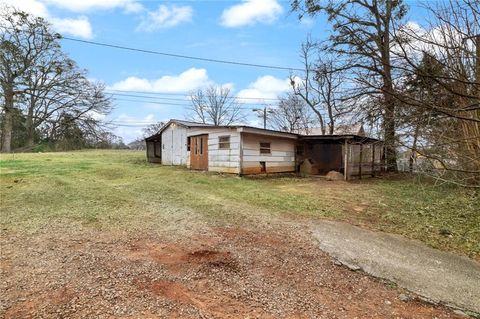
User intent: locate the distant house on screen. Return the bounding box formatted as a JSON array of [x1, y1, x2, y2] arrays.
[[145, 119, 384, 179]]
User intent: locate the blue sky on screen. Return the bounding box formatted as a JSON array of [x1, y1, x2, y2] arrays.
[[2, 0, 431, 142]]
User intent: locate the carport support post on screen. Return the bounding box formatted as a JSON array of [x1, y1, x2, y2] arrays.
[[344, 140, 349, 181], [371, 142, 375, 177], [359, 143, 363, 179]]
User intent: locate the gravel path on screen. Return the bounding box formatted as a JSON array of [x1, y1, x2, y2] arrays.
[[0, 220, 467, 318], [312, 220, 480, 316]]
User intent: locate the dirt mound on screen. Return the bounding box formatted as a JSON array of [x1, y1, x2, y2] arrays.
[[188, 249, 237, 269], [326, 170, 344, 181], [128, 241, 237, 272]]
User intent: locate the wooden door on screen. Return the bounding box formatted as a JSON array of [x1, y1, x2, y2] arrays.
[[190, 135, 208, 170]]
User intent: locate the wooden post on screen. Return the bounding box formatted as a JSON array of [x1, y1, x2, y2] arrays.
[[381, 144, 386, 173], [344, 140, 349, 181], [359, 143, 363, 179], [371, 142, 375, 177], [239, 131, 244, 175]]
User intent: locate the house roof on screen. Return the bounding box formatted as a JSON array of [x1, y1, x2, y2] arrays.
[[145, 119, 381, 143], [166, 119, 216, 128], [333, 124, 365, 136], [299, 124, 365, 136], [145, 119, 215, 141]]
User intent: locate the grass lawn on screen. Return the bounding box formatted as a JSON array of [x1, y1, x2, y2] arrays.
[[1, 149, 478, 260]]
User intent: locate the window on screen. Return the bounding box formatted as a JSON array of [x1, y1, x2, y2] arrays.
[[219, 136, 230, 149], [187, 137, 191, 151], [260, 142, 271, 154], [296, 145, 304, 156]]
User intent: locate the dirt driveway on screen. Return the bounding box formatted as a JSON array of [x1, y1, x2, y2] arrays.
[[0, 222, 465, 318]]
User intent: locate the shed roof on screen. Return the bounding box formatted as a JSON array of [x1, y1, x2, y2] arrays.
[[144, 119, 215, 141]]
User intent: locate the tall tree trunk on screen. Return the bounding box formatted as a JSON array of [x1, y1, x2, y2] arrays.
[[384, 96, 397, 172], [381, 1, 398, 172], [25, 98, 35, 147], [327, 106, 334, 134], [409, 124, 420, 173], [1, 85, 14, 153]]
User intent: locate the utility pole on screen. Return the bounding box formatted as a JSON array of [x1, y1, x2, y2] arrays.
[[252, 106, 274, 129]]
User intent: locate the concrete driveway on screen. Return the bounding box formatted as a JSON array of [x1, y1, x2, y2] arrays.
[[312, 221, 480, 315]]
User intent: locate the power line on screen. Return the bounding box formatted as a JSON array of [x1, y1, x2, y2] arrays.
[[110, 97, 274, 110], [60, 36, 305, 72], [107, 92, 278, 105], [110, 98, 266, 110], [110, 123, 157, 127], [111, 97, 195, 107], [106, 89, 283, 101]]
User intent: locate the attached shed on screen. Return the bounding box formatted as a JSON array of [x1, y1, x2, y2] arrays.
[[145, 133, 162, 163], [297, 135, 384, 180], [145, 119, 213, 165]]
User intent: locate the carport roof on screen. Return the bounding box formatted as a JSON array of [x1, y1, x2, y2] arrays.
[[300, 134, 381, 143]]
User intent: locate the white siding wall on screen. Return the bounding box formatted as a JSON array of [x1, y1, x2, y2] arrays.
[[187, 128, 240, 173], [208, 130, 241, 174], [162, 126, 296, 174], [241, 133, 296, 174], [161, 124, 188, 165]]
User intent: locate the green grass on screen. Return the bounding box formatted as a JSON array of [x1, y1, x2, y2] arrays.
[[369, 179, 480, 259], [0, 150, 478, 259]]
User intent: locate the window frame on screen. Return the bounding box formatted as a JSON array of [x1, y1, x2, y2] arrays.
[[259, 142, 271, 154], [218, 135, 231, 150]]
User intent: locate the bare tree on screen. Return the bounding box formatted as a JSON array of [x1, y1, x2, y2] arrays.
[[188, 85, 245, 125], [291, 0, 408, 171], [142, 121, 165, 138], [269, 93, 314, 133], [290, 39, 348, 135], [290, 40, 325, 133], [0, 7, 113, 151], [0, 7, 59, 152], [391, 0, 480, 184]]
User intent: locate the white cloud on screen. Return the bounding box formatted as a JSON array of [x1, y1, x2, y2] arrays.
[[236, 75, 291, 102], [221, 0, 283, 28], [394, 20, 472, 60], [112, 113, 157, 143], [108, 68, 212, 93], [0, 0, 49, 16], [50, 16, 93, 39], [300, 16, 314, 28], [86, 110, 106, 121], [43, 0, 144, 13], [137, 4, 193, 32], [0, 0, 94, 39], [123, 2, 143, 14]]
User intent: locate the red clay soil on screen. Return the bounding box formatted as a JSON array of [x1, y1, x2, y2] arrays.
[[0, 225, 466, 318]]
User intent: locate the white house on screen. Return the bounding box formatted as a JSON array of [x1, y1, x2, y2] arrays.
[[146, 119, 297, 174], [145, 119, 383, 178]]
